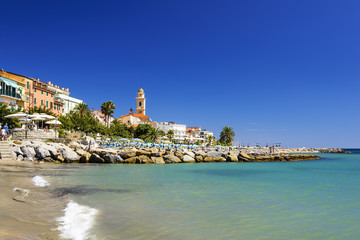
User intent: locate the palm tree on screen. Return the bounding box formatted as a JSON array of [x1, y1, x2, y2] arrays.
[[74, 103, 90, 116], [219, 126, 235, 146], [206, 135, 215, 146], [167, 129, 174, 141], [101, 101, 116, 127], [145, 128, 163, 142]]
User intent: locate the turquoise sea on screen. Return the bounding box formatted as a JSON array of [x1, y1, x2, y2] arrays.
[[43, 151, 360, 239]]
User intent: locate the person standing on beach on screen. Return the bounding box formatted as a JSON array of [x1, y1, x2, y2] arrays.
[[1, 127, 6, 141]]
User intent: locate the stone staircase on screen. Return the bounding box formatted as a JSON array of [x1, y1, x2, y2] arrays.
[[0, 141, 13, 160]]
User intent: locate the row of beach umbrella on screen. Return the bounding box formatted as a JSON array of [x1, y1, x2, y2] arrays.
[[4, 112, 62, 126]]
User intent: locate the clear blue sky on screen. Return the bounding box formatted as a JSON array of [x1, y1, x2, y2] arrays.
[[1, 0, 359, 148]]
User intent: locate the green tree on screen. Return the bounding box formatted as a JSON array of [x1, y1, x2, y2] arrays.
[[110, 120, 130, 138], [101, 101, 116, 127], [134, 124, 153, 139], [145, 127, 164, 142], [219, 126, 235, 146], [28, 106, 55, 116], [74, 103, 90, 116], [0, 103, 21, 129], [167, 129, 174, 141]]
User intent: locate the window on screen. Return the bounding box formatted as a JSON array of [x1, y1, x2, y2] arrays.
[[41, 100, 43, 106], [139, 102, 142, 106], [46, 101, 48, 108], [34, 98, 37, 105], [51, 94, 53, 98], [46, 92, 48, 96], [41, 90, 43, 95], [34, 88, 37, 93], [50, 102, 53, 108], [27, 82, 29, 89]]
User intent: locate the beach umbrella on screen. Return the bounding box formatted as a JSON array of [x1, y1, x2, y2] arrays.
[[29, 113, 46, 120], [45, 120, 62, 125], [132, 138, 144, 142], [18, 117, 32, 122], [118, 138, 128, 141], [40, 113, 56, 120], [5, 112, 28, 119]]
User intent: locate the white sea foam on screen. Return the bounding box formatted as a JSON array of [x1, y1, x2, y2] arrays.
[[32, 175, 50, 187], [57, 200, 98, 240]]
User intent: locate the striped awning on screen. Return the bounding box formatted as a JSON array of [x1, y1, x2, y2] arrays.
[[0, 76, 19, 89]]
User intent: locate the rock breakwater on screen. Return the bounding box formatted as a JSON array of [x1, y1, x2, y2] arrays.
[[7, 138, 321, 164]]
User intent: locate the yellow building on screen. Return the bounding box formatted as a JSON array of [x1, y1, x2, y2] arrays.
[[0, 70, 27, 110]]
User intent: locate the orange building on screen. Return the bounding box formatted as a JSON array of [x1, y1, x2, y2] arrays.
[[0, 70, 27, 109], [31, 78, 63, 115], [0, 70, 63, 115]]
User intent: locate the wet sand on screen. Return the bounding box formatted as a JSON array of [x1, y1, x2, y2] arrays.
[[0, 161, 67, 239]]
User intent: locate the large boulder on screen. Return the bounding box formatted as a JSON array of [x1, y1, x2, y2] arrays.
[[124, 157, 137, 164], [136, 155, 153, 164], [59, 147, 80, 163], [35, 147, 51, 159], [203, 156, 215, 162], [163, 155, 182, 163], [114, 155, 124, 163], [89, 153, 104, 163], [175, 151, 184, 160], [195, 155, 203, 162], [238, 152, 251, 162], [136, 150, 151, 157], [41, 144, 58, 157], [195, 151, 206, 158], [226, 152, 238, 162], [17, 155, 24, 161], [120, 151, 136, 159], [20, 146, 36, 158], [151, 157, 165, 164], [184, 151, 195, 158], [206, 151, 224, 158], [213, 156, 226, 162], [13, 147, 23, 156], [183, 155, 195, 163], [103, 153, 116, 164]]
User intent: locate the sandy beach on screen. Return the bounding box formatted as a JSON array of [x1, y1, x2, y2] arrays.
[[0, 160, 67, 239]]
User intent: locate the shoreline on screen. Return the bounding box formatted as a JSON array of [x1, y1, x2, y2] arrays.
[[0, 161, 67, 239]]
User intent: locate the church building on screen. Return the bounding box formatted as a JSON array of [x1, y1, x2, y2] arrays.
[[118, 88, 151, 126]]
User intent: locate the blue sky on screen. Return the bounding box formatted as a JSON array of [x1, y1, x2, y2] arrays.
[[1, 0, 359, 147]]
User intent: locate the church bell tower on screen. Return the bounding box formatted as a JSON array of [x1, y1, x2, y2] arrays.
[[136, 88, 146, 115]]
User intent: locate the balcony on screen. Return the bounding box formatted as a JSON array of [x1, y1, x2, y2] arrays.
[[0, 89, 22, 100]]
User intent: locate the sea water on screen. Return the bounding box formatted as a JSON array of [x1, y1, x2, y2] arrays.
[[44, 151, 360, 240]]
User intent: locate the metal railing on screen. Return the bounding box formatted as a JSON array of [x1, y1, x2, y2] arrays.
[[0, 89, 22, 99]]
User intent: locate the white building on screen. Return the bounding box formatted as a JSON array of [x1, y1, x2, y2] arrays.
[[156, 122, 187, 140], [47, 81, 83, 115]]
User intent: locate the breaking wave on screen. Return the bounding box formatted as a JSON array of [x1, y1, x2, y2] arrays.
[[32, 176, 50, 187], [57, 200, 98, 240]]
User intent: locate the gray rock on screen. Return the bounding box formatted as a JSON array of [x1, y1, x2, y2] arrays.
[[20, 146, 36, 158], [35, 147, 51, 159], [114, 155, 124, 163], [184, 151, 195, 158], [13, 147, 23, 156], [206, 151, 224, 157], [213, 156, 226, 162], [163, 155, 182, 163], [59, 147, 80, 163], [17, 155, 24, 161], [89, 153, 104, 163], [183, 155, 195, 163], [120, 151, 136, 159], [41, 144, 58, 156], [195, 151, 206, 157], [175, 151, 184, 160], [103, 153, 116, 163]]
